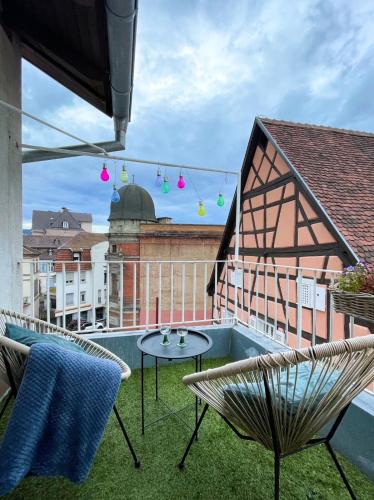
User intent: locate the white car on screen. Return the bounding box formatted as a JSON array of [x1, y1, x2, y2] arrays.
[[82, 321, 105, 332]]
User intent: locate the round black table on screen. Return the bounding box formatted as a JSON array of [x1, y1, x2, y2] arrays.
[[137, 328, 213, 435]]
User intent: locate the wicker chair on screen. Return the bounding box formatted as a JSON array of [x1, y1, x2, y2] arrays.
[[0, 309, 140, 467], [178, 335, 374, 500]]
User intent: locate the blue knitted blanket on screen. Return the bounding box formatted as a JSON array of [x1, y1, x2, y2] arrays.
[[0, 343, 121, 495]]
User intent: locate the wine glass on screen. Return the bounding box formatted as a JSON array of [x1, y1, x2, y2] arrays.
[[177, 327, 188, 347], [160, 324, 171, 346]]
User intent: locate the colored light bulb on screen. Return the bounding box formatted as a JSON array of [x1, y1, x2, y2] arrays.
[[120, 165, 128, 184], [198, 201, 206, 217], [100, 164, 110, 182], [162, 176, 170, 193], [217, 192, 224, 207], [111, 185, 120, 203], [155, 169, 163, 187], [177, 174, 186, 189]]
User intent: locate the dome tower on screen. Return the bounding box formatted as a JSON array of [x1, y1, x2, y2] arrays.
[[109, 184, 157, 224], [107, 184, 158, 328]]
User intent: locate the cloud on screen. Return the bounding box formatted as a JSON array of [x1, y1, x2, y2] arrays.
[[22, 0, 374, 231]]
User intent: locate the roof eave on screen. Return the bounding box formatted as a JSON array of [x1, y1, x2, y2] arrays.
[[256, 117, 359, 264]]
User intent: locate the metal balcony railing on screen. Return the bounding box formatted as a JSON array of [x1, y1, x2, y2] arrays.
[[20, 259, 371, 344], [20, 258, 374, 392]]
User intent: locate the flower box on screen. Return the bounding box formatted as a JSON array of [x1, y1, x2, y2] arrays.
[[329, 262, 374, 322], [330, 288, 374, 322]]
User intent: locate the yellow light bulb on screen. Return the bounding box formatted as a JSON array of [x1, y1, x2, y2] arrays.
[[198, 201, 206, 217]]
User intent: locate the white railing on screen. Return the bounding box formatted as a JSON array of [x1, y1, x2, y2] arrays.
[[21, 258, 372, 344], [218, 260, 346, 347], [21, 259, 371, 344], [21, 259, 232, 333], [222, 260, 372, 394], [21, 257, 373, 392]]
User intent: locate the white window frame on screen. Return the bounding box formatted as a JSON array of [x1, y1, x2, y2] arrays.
[[73, 252, 81, 262], [62, 220, 69, 229], [65, 272, 74, 285], [66, 293, 74, 306], [80, 271, 86, 284], [80, 291, 86, 304]]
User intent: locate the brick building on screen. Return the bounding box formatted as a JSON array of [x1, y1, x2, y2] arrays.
[[107, 183, 224, 327]]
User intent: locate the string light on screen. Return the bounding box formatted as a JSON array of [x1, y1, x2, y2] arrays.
[[217, 192, 224, 207], [120, 163, 128, 184], [177, 170, 186, 189], [162, 176, 170, 193], [197, 201, 206, 216], [100, 163, 109, 182], [155, 167, 163, 187], [111, 184, 120, 203]]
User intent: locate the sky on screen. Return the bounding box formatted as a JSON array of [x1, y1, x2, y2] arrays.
[[22, 0, 374, 232]]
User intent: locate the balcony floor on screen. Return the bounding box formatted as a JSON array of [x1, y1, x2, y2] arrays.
[[1, 358, 374, 499]]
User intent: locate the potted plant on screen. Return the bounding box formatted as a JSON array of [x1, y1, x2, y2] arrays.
[[329, 261, 374, 321]]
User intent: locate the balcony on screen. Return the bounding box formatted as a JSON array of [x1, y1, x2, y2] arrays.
[[7, 257, 373, 495]]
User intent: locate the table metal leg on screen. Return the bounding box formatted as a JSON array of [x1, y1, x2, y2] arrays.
[[155, 356, 158, 401], [195, 356, 198, 440], [199, 355, 202, 405], [141, 351, 145, 435]]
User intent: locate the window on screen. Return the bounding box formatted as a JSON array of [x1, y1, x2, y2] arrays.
[[62, 221, 69, 229], [80, 271, 86, 284], [66, 293, 74, 306], [112, 244, 117, 253], [65, 272, 74, 285], [111, 273, 118, 299], [98, 289, 102, 304], [40, 261, 53, 273], [80, 292, 86, 303], [104, 271, 107, 285], [73, 252, 81, 261]]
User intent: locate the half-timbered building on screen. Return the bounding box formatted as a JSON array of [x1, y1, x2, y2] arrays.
[[209, 118, 374, 346]]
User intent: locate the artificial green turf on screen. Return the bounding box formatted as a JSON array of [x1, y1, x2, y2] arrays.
[[1, 358, 374, 499]]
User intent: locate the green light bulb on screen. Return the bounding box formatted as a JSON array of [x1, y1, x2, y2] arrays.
[[198, 201, 206, 217], [162, 176, 170, 193], [217, 193, 224, 207], [120, 165, 128, 184]]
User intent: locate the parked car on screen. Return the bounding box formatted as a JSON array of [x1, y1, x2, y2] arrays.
[[81, 321, 105, 331]]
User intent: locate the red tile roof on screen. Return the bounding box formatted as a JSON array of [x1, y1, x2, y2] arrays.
[[260, 118, 374, 266]]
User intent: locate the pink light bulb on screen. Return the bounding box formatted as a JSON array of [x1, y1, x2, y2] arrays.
[[177, 175, 186, 189], [100, 164, 110, 182]]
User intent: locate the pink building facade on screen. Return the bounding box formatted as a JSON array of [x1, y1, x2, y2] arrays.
[[209, 118, 374, 347]]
